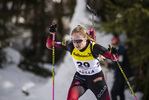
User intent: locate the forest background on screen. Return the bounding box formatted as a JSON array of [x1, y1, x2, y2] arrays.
[[0, 0, 149, 100]]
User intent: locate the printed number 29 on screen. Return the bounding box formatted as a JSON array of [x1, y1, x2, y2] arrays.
[[77, 62, 90, 68]]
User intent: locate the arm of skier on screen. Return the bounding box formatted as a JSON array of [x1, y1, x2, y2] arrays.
[[93, 44, 118, 61], [46, 34, 68, 50], [46, 22, 69, 50]]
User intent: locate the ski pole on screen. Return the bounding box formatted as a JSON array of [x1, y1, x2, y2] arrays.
[[108, 45, 138, 100], [87, 5, 97, 40], [52, 21, 56, 100]]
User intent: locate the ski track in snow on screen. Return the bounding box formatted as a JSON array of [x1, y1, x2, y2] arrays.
[[0, 0, 143, 100]]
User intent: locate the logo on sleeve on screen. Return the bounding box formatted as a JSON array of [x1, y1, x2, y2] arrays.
[[93, 77, 102, 83], [62, 41, 66, 46], [74, 81, 81, 86]]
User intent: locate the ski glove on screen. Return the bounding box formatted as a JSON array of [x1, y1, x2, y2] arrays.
[[108, 47, 118, 55], [108, 47, 118, 61], [49, 23, 57, 33]]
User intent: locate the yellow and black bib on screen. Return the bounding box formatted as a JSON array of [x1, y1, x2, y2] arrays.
[[72, 42, 102, 75]]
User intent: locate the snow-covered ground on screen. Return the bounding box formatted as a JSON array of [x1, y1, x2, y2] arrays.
[[0, 0, 143, 100]]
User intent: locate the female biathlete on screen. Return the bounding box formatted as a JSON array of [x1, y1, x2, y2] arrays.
[[46, 24, 118, 100]]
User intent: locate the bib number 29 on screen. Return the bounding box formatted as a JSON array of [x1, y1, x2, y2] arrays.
[[77, 62, 90, 68]]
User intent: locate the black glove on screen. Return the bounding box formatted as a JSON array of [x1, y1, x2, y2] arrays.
[[49, 23, 57, 33], [108, 47, 118, 55]]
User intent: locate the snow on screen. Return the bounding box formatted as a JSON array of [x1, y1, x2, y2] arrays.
[[2, 47, 23, 65], [0, 0, 143, 100]]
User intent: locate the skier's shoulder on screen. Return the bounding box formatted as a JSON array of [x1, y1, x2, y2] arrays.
[[89, 41, 96, 49], [91, 41, 107, 52], [90, 41, 108, 56], [64, 40, 74, 52], [89, 41, 103, 51]]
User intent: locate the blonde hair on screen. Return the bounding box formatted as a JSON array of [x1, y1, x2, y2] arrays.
[[72, 25, 105, 61]]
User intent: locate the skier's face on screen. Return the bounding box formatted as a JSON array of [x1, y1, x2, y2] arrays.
[[71, 32, 87, 50]]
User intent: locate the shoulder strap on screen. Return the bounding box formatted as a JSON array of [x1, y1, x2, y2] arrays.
[[90, 41, 97, 58]]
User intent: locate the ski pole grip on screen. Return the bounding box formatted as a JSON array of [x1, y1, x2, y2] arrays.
[[108, 44, 118, 61], [108, 44, 112, 52], [90, 28, 96, 40], [51, 20, 56, 40], [87, 5, 97, 16]]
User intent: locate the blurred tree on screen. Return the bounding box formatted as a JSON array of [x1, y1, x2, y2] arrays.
[[0, 0, 24, 67], [21, 0, 75, 76], [19, 0, 76, 63], [87, 0, 149, 99], [0, 0, 76, 76]]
